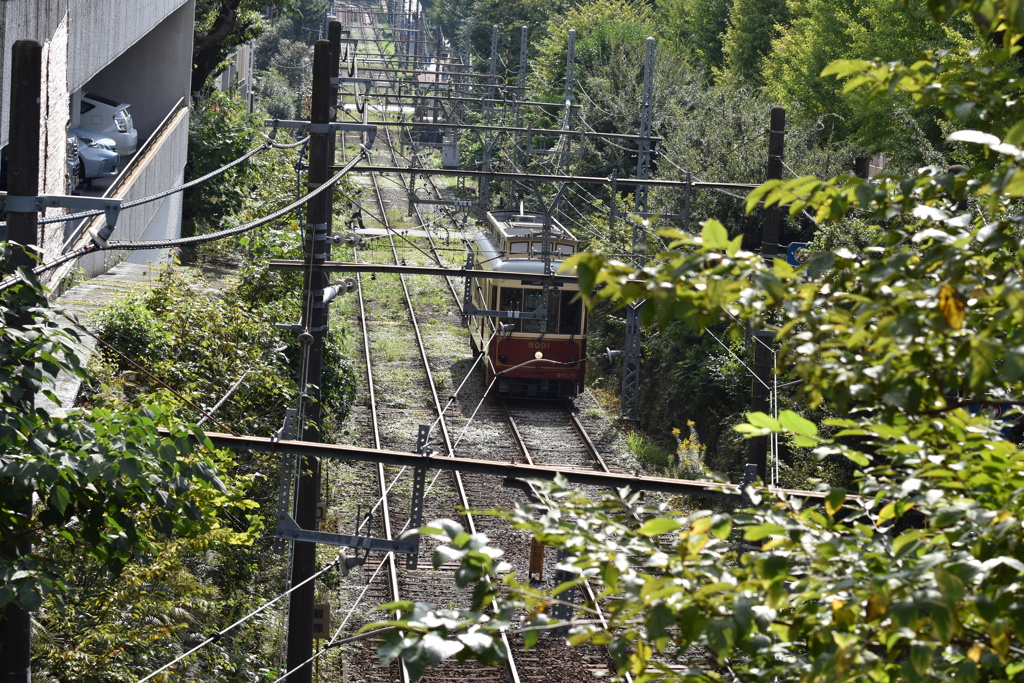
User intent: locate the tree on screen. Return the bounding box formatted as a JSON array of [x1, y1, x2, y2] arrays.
[[0, 266, 259, 614], [655, 0, 732, 72], [720, 0, 789, 88], [761, 0, 982, 167], [192, 0, 294, 96], [531, 0, 654, 101], [362, 0, 1024, 679], [280, 0, 331, 44], [183, 89, 266, 245]]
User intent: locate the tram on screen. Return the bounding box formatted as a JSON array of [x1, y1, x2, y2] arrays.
[[465, 209, 586, 399]]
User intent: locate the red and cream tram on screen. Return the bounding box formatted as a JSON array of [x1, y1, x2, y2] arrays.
[[465, 210, 586, 399]]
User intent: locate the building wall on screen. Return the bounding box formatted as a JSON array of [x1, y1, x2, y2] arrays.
[[78, 0, 194, 140], [39, 13, 72, 260], [0, 0, 69, 151], [1, 0, 194, 280], [66, 0, 191, 94]]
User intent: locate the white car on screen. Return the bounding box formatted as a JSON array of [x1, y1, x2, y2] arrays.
[[69, 126, 119, 188], [79, 93, 138, 155]]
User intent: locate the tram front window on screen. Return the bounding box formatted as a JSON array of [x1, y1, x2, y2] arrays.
[[522, 289, 546, 333], [500, 288, 523, 332]]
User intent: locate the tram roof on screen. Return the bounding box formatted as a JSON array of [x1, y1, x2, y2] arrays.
[[472, 231, 576, 277], [485, 210, 578, 243]]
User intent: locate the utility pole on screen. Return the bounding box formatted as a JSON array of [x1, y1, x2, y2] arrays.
[[620, 37, 655, 420], [328, 21, 342, 239], [513, 25, 528, 175], [285, 39, 333, 683], [1, 38, 42, 683], [748, 106, 785, 482], [550, 29, 576, 221], [478, 25, 499, 215]]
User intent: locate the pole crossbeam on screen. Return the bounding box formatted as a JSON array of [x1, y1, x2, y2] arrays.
[[336, 164, 758, 190], [194, 431, 833, 502]]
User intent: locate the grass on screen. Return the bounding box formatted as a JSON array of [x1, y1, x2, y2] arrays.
[[372, 328, 415, 362], [625, 430, 675, 470]]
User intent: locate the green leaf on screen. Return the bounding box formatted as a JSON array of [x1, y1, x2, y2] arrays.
[[744, 523, 786, 541], [710, 515, 732, 540], [746, 412, 781, 431], [969, 338, 1000, 391], [821, 59, 872, 79], [457, 631, 493, 655], [49, 485, 71, 514], [701, 220, 731, 250], [778, 410, 818, 436], [377, 629, 408, 666], [636, 518, 681, 537], [911, 644, 932, 676], [645, 603, 674, 653], [933, 567, 966, 604], [844, 452, 870, 467], [893, 529, 924, 555], [824, 488, 846, 516]]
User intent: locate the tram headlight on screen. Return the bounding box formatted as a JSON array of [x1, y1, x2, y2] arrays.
[[499, 354, 508, 363], [534, 351, 544, 360]]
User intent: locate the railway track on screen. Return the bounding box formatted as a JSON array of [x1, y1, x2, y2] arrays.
[[318, 3, 637, 681]]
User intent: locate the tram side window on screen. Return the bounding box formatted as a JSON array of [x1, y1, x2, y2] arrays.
[[500, 287, 523, 332], [558, 291, 582, 335]]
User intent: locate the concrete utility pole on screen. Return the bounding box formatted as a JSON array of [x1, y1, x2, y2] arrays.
[[550, 29, 576, 221], [1, 38, 41, 683], [328, 21, 342, 238], [478, 25, 500, 215], [620, 37, 655, 421], [285, 39, 333, 683], [748, 106, 785, 482]]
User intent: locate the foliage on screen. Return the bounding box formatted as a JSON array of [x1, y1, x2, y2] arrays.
[[91, 262, 355, 440], [531, 0, 653, 102], [762, 0, 982, 166], [720, 0, 789, 88], [655, 0, 731, 71], [0, 266, 258, 614], [423, 0, 566, 67], [277, 0, 330, 44], [183, 90, 267, 247], [90, 268, 296, 435], [363, 0, 1024, 679], [192, 0, 294, 96], [255, 68, 297, 120]]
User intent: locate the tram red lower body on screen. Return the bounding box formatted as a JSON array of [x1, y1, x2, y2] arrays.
[[486, 336, 586, 398]]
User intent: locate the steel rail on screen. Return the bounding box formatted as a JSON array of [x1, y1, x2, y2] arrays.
[[199, 430, 817, 498], [382, 124, 464, 306], [565, 404, 612, 474], [560, 405, 632, 682], [268, 260, 579, 286], [355, 119, 662, 142], [367, 39, 524, 683], [333, 13, 410, 683], [498, 399, 534, 466], [352, 242, 406, 683]]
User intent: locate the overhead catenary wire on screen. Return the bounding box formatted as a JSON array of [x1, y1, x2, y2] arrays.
[[0, 151, 368, 294], [45, 141, 274, 229], [55, 309, 239, 436], [135, 552, 347, 683]]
